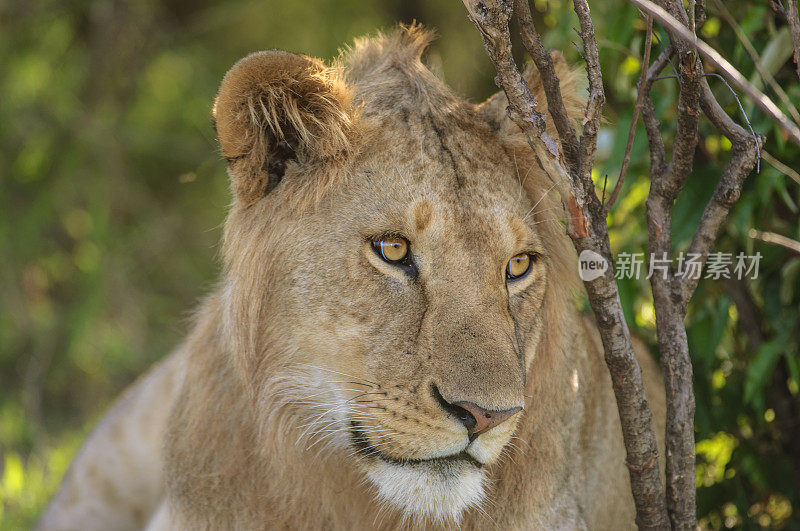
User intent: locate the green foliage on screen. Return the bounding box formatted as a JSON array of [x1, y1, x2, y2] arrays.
[[1, 0, 798, 528]]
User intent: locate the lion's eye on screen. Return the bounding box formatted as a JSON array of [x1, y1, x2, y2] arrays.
[[372, 236, 409, 264], [507, 253, 533, 280]]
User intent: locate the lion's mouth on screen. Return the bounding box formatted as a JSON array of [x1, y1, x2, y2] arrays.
[[348, 420, 483, 469]]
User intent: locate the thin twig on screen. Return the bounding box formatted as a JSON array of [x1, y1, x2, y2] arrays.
[[514, 0, 581, 174], [762, 150, 800, 186], [749, 229, 800, 254], [655, 72, 762, 171], [605, 15, 653, 213], [641, 46, 674, 174]]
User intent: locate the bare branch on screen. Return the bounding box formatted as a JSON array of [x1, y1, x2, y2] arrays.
[[514, 0, 581, 174], [749, 229, 800, 254], [643, 4, 702, 522], [629, 0, 800, 148], [642, 5, 763, 524], [605, 16, 653, 213], [681, 80, 764, 306], [460, 1, 670, 527], [762, 150, 800, 186], [640, 47, 674, 174], [573, 0, 605, 184]]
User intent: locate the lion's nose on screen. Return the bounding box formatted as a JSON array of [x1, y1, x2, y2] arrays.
[[451, 401, 522, 437], [431, 384, 522, 438]]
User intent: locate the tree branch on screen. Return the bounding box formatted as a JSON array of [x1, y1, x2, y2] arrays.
[[605, 15, 653, 213], [682, 79, 764, 308], [638, 4, 763, 526], [573, 0, 605, 185], [514, 0, 581, 174], [643, 6, 702, 527], [461, 1, 670, 527]]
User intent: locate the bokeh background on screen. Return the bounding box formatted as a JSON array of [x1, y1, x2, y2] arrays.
[[1, 0, 799, 528]]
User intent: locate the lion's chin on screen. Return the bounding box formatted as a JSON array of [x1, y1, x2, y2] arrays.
[[364, 456, 487, 524]]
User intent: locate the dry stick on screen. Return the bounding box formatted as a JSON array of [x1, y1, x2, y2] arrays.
[[514, 0, 580, 174], [460, 1, 670, 528], [749, 229, 800, 254], [762, 149, 800, 186], [629, 0, 800, 148], [605, 15, 653, 213], [574, 0, 605, 184], [772, 0, 800, 83]]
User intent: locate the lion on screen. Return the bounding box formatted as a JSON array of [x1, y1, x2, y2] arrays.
[[39, 24, 665, 530]]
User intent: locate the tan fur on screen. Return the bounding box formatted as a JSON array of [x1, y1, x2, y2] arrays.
[[41, 24, 665, 530]]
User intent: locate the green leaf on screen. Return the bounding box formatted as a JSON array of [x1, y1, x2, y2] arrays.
[[744, 339, 783, 407], [688, 295, 730, 366]]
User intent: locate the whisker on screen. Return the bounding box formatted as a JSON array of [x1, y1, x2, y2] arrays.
[[292, 364, 380, 387], [529, 217, 562, 226], [394, 166, 419, 203], [524, 206, 561, 218], [522, 183, 557, 221]]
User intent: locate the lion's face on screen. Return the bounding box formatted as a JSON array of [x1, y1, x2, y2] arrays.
[[214, 27, 576, 524], [283, 141, 548, 522]]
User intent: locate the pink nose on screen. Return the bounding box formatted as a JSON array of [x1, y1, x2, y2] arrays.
[[451, 401, 522, 436]]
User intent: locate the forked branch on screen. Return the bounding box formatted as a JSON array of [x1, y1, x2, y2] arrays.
[[463, 0, 765, 528], [637, 0, 762, 527], [461, 0, 669, 527]]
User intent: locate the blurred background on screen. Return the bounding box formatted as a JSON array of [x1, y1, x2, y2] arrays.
[[1, 0, 798, 528]]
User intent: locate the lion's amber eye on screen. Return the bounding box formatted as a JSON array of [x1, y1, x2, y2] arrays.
[[372, 236, 409, 264], [507, 253, 533, 280]]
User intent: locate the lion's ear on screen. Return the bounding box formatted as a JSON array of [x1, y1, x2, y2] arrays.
[[213, 51, 354, 204], [479, 51, 584, 138]]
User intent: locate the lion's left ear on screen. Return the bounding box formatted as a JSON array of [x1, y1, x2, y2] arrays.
[[478, 51, 584, 139], [213, 50, 354, 205]]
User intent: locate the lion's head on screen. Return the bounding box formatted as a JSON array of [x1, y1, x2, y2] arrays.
[[211, 25, 583, 525]]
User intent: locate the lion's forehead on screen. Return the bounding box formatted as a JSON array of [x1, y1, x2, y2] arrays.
[[347, 111, 527, 222]]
